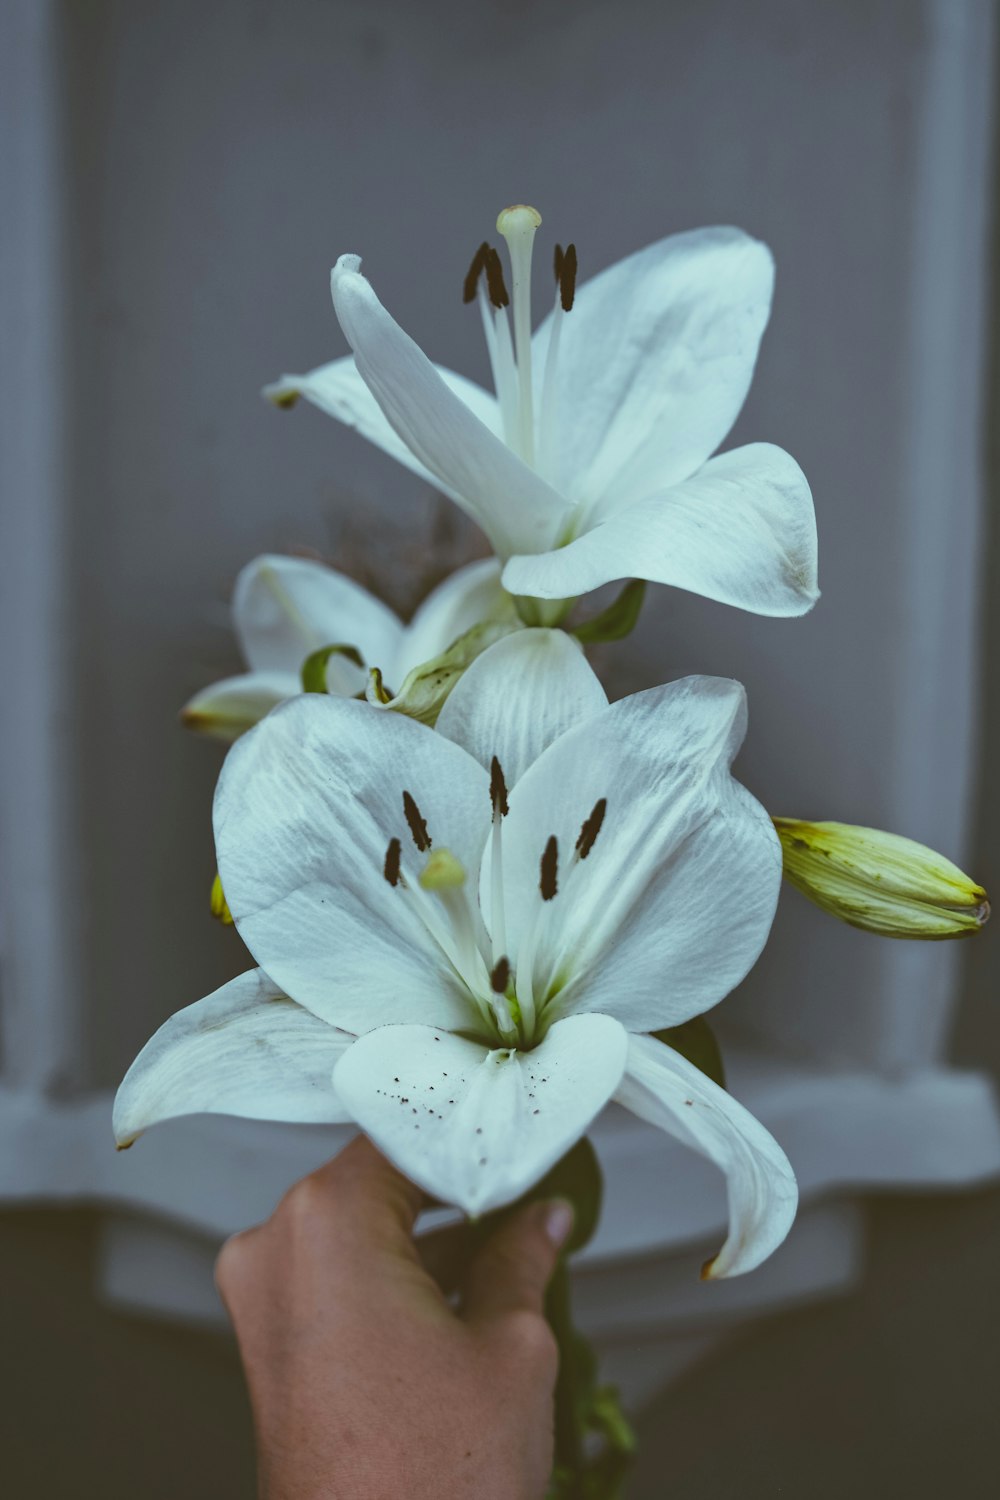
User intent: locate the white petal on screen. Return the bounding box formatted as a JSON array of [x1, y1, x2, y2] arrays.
[[333, 1014, 628, 1214], [181, 671, 298, 741], [264, 355, 505, 503], [499, 677, 782, 1032], [394, 558, 513, 681], [532, 227, 774, 513], [331, 256, 571, 558], [437, 629, 608, 786], [214, 695, 491, 1034], [503, 444, 818, 617], [616, 1035, 798, 1277], [234, 553, 403, 681], [113, 969, 353, 1146]]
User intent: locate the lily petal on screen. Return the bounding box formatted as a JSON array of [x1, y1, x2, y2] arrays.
[[499, 677, 781, 1032], [181, 671, 297, 741], [532, 227, 774, 512], [503, 444, 818, 616], [616, 1035, 798, 1278], [214, 695, 491, 1034], [112, 969, 353, 1147], [264, 355, 506, 505], [333, 1014, 628, 1214], [395, 558, 513, 681], [437, 629, 608, 786], [331, 256, 572, 558], [234, 553, 403, 682]]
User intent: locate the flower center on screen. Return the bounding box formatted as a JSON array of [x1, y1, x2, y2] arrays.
[[380, 770, 607, 1050], [462, 204, 578, 489]]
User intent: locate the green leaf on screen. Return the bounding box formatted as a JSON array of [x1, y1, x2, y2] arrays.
[[652, 1015, 726, 1090], [300, 642, 366, 694], [570, 580, 646, 645]]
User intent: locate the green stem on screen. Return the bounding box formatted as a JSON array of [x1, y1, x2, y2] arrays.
[[546, 1258, 586, 1497]]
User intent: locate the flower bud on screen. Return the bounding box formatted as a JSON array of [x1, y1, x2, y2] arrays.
[[210, 872, 234, 926], [774, 818, 989, 939]]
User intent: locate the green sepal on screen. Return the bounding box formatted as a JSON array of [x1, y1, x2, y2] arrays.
[[652, 1015, 726, 1090], [570, 579, 646, 645], [300, 643, 365, 694]]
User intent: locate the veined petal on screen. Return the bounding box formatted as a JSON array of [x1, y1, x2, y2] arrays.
[[503, 444, 819, 616], [264, 356, 505, 505], [532, 227, 774, 511], [394, 559, 514, 681], [437, 629, 608, 786], [331, 256, 572, 558], [499, 677, 781, 1032], [616, 1035, 798, 1278], [333, 1014, 628, 1214], [213, 695, 491, 1034], [112, 969, 353, 1147], [234, 553, 403, 681], [181, 671, 297, 741]]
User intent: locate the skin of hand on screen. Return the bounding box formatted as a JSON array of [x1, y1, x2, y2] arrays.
[[215, 1136, 575, 1500]]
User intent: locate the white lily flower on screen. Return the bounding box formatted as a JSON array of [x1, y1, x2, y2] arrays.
[[117, 632, 797, 1277], [181, 551, 512, 740], [266, 207, 818, 619]]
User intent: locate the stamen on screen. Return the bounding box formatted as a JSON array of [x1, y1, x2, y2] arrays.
[[496, 204, 541, 464], [402, 790, 431, 852], [559, 242, 578, 311], [384, 837, 401, 887], [540, 836, 559, 900], [490, 756, 509, 818], [575, 798, 607, 859], [490, 956, 510, 994], [462, 242, 490, 304], [484, 247, 509, 309]]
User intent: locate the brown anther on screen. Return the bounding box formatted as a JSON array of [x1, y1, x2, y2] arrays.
[[490, 956, 510, 994], [540, 836, 559, 901], [490, 756, 509, 818], [575, 797, 607, 859], [462, 242, 490, 304], [384, 837, 402, 887], [559, 243, 578, 312], [484, 247, 510, 309], [402, 791, 431, 852]]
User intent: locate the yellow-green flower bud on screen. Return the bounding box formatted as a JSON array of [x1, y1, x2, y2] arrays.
[[774, 818, 989, 939], [210, 872, 234, 926]]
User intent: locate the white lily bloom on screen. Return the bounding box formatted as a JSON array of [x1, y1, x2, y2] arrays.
[[181, 552, 511, 740], [266, 207, 818, 619], [116, 632, 797, 1278]]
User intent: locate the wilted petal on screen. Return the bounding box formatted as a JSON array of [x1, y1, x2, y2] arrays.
[[371, 618, 521, 727], [214, 695, 490, 1035], [333, 1014, 628, 1214], [499, 677, 781, 1032], [331, 256, 571, 557], [234, 554, 403, 682], [437, 629, 608, 786], [616, 1034, 798, 1278], [181, 671, 297, 741], [532, 227, 774, 511], [113, 969, 353, 1147], [503, 444, 818, 617]]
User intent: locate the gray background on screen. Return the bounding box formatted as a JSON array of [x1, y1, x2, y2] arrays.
[[2, 0, 999, 1494]]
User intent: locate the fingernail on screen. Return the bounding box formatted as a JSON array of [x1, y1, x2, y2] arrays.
[[542, 1198, 574, 1250]]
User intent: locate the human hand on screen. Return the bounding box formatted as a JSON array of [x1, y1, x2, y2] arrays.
[[216, 1136, 575, 1500]]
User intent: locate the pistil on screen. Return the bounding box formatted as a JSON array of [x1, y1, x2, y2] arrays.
[[497, 205, 542, 465]]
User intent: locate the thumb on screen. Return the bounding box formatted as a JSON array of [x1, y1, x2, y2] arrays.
[[463, 1199, 575, 1326]]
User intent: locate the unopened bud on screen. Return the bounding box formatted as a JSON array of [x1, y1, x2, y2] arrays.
[[210, 872, 234, 926], [774, 818, 989, 940]]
